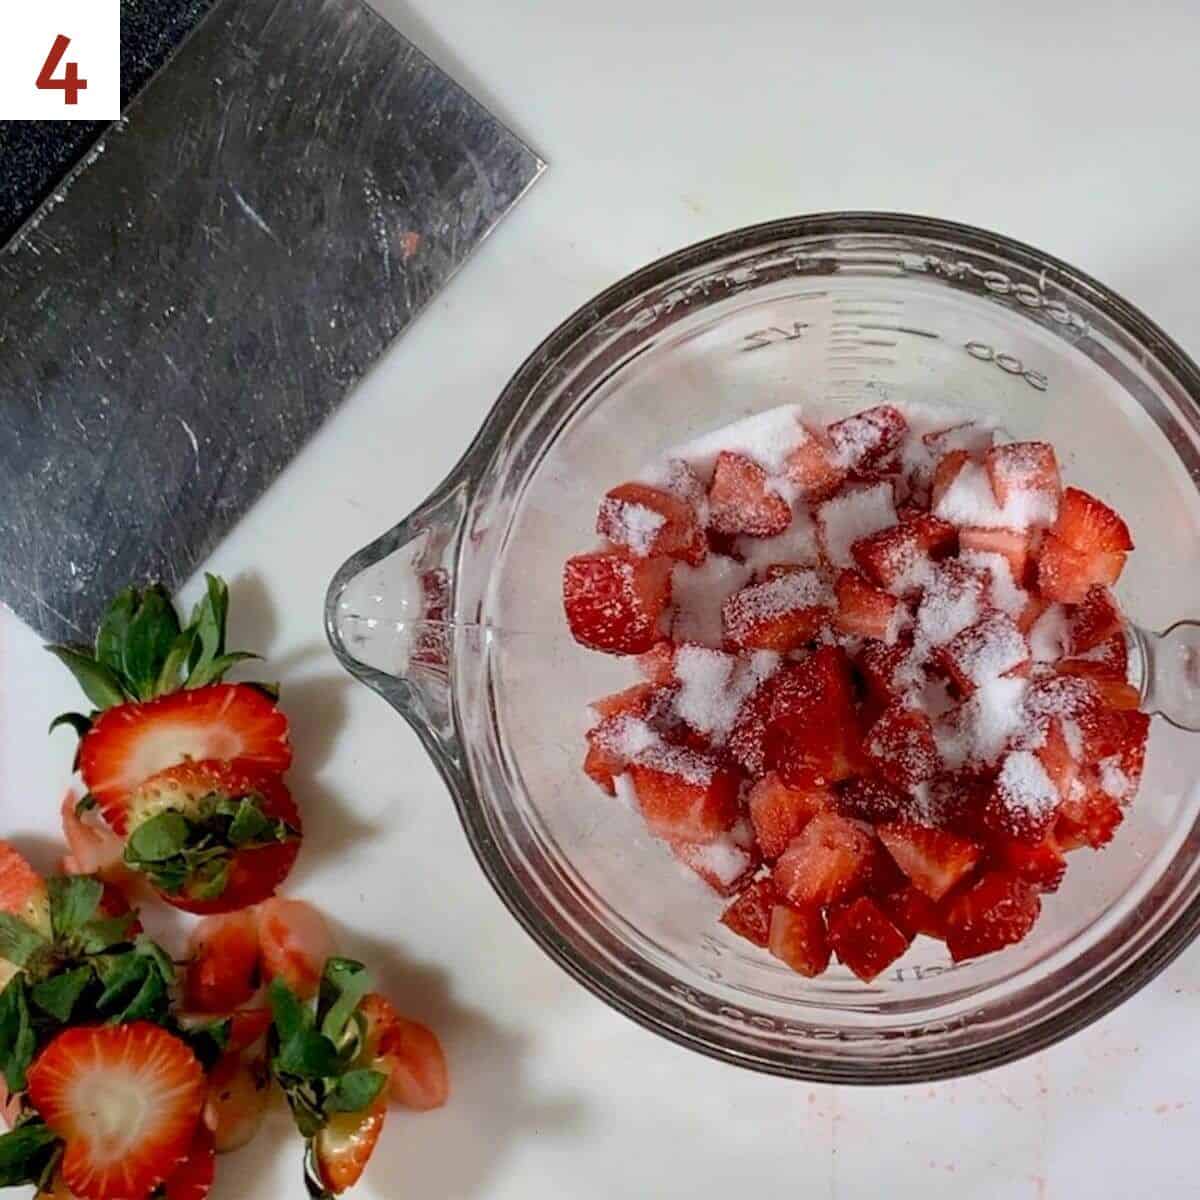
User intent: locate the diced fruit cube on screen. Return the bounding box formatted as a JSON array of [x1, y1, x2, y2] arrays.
[[1033, 718, 1078, 800], [597, 482, 706, 564], [877, 822, 982, 900], [784, 425, 847, 502], [931, 449, 971, 509], [748, 773, 834, 860], [588, 683, 655, 720], [834, 776, 910, 824], [935, 611, 1029, 695], [629, 758, 740, 844], [1055, 777, 1123, 849], [1037, 534, 1122, 603], [708, 451, 792, 538], [834, 570, 904, 642], [1052, 487, 1134, 554], [722, 570, 830, 651], [982, 750, 1061, 844], [720, 877, 780, 947], [563, 550, 672, 654], [826, 896, 911, 982], [943, 871, 1041, 962], [768, 903, 832, 977], [828, 405, 909, 473], [1067, 587, 1123, 653], [1058, 631, 1128, 683], [856, 638, 912, 707], [864, 704, 941, 790], [772, 812, 876, 906], [994, 834, 1067, 892], [727, 681, 773, 778], [959, 526, 1031, 581], [984, 442, 1061, 515], [880, 883, 946, 940], [851, 515, 956, 593], [584, 741, 621, 795], [636, 641, 677, 685], [671, 826, 758, 895]]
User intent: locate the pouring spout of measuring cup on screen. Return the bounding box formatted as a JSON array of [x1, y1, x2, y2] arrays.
[[1132, 622, 1200, 733]]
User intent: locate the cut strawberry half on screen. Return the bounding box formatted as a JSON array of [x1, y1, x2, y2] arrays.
[[772, 812, 875, 906], [315, 1093, 388, 1195], [597, 481, 706, 565], [767, 903, 831, 977], [942, 871, 1041, 962], [984, 442, 1061, 514], [827, 405, 908, 473], [877, 822, 981, 901], [834, 570, 904, 642], [184, 910, 261, 1013], [563, 550, 673, 655], [748, 773, 833, 860], [720, 878, 780, 947], [628, 757, 740, 844], [203, 1054, 268, 1154], [79, 683, 292, 828], [120, 760, 301, 914], [880, 883, 946, 941], [707, 451, 792, 538], [256, 897, 335, 1001], [863, 704, 941, 791], [784, 426, 847, 501], [359, 993, 450, 1111], [851, 515, 956, 593], [162, 1124, 216, 1200], [826, 896, 911, 982], [959, 526, 1031, 581], [1053, 487, 1134, 554], [28, 1022, 206, 1200], [934, 611, 1029, 695], [721, 569, 830, 651]]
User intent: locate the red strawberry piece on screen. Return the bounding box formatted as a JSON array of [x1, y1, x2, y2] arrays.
[[768, 903, 831, 976], [1054, 665, 1139, 711], [834, 570, 903, 642], [834, 776, 910, 824], [943, 871, 1041, 962], [772, 812, 875, 906], [1058, 631, 1128, 683], [636, 641, 677, 685], [315, 1092, 388, 1195], [1110, 708, 1150, 792], [707, 451, 792, 538], [1024, 673, 1128, 761], [162, 1124, 216, 1200], [597, 482, 706, 565], [722, 570, 830, 651], [877, 822, 982, 900], [1067, 587, 1123, 653], [727, 681, 774, 778], [748, 773, 834, 860], [880, 883, 946, 940], [359, 993, 450, 1111], [826, 896, 911, 982], [985, 442, 1061, 512], [1056, 776, 1124, 849], [851, 515, 956, 593], [0, 840, 50, 936], [203, 1055, 268, 1154], [1037, 534, 1116, 603], [1034, 719, 1078, 800], [931, 449, 971, 509], [1017, 593, 1050, 634], [784, 425, 847, 502], [256, 897, 335, 1001], [828, 405, 908, 473], [184, 911, 261, 1013], [225, 1008, 273, 1055], [720, 877, 780, 947], [863, 704, 940, 791], [959, 526, 1032, 581], [856, 637, 912, 707], [629, 756, 740, 844], [584, 740, 622, 795], [79, 683, 292, 827], [981, 750, 1061, 844], [920, 771, 994, 840], [563, 550, 673, 655], [815, 482, 899, 569], [934, 611, 1029, 695], [123, 761, 301, 914], [994, 833, 1067, 892], [1053, 486, 1134, 554], [671, 821, 759, 895], [28, 1023, 206, 1200], [588, 683, 655, 720]]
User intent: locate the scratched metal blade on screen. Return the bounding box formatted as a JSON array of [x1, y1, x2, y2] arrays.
[[0, 0, 544, 641]]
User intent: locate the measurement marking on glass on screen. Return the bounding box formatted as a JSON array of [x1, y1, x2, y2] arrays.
[[741, 322, 808, 351]]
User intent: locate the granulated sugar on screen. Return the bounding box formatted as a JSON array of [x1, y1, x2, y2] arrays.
[[671, 556, 753, 646], [816, 481, 897, 568], [1029, 605, 1069, 662], [1099, 757, 1133, 801], [662, 405, 807, 481], [597, 496, 666, 556], [672, 645, 781, 742], [995, 750, 1059, 824], [915, 562, 985, 648], [722, 570, 831, 643], [959, 548, 1028, 618], [943, 612, 1029, 687], [933, 460, 1056, 531], [736, 508, 819, 572]]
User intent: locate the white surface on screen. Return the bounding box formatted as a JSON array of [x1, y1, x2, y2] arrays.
[[5, 1, 1200, 1196]]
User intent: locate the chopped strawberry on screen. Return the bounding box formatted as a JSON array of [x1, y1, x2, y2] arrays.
[[880, 884, 946, 940], [588, 683, 655, 720], [359, 993, 450, 1111], [722, 570, 830, 651], [28, 1022, 206, 1200], [959, 526, 1031, 581], [1037, 534, 1122, 602], [834, 776, 909, 824], [934, 611, 1029, 695], [943, 871, 1041, 962], [1067, 587, 1123, 653], [931, 449, 971, 509], [726, 681, 774, 778], [720, 878, 779, 947], [826, 896, 911, 982], [1025, 674, 1129, 760], [1056, 670, 1139, 711], [671, 821, 759, 895], [315, 1093, 388, 1195], [707, 451, 792, 538], [636, 641, 677, 685], [563, 550, 673, 654], [764, 648, 864, 788], [834, 570, 903, 642], [784, 426, 846, 501], [855, 637, 912, 707], [1056, 778, 1123, 849], [1034, 719, 1078, 800], [985, 442, 1061, 514], [203, 1054, 269, 1153], [851, 514, 956, 593], [0, 840, 50, 938], [162, 1124, 216, 1200], [1016, 593, 1050, 634], [768, 903, 831, 976], [597, 481, 706, 564], [863, 704, 940, 791], [923, 422, 994, 457], [79, 683, 292, 828], [583, 740, 622, 795], [1110, 709, 1150, 792], [994, 834, 1067, 892], [1053, 487, 1134, 554], [224, 1008, 273, 1055], [981, 750, 1061, 844], [1058, 631, 1128, 683], [256, 897, 335, 1000], [877, 822, 982, 900], [827, 405, 908, 473], [748, 773, 833, 859], [184, 911, 261, 1012], [629, 757, 740, 844], [772, 812, 875, 906]]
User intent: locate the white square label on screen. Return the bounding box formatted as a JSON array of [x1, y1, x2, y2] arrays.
[[0, 0, 120, 120]]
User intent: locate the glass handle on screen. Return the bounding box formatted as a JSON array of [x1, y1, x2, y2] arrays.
[[1134, 622, 1200, 732]]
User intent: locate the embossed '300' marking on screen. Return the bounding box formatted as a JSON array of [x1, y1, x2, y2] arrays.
[[741, 322, 808, 352], [964, 341, 1048, 391]]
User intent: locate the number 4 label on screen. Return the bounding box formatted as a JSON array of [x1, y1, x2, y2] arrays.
[[37, 35, 88, 106]]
